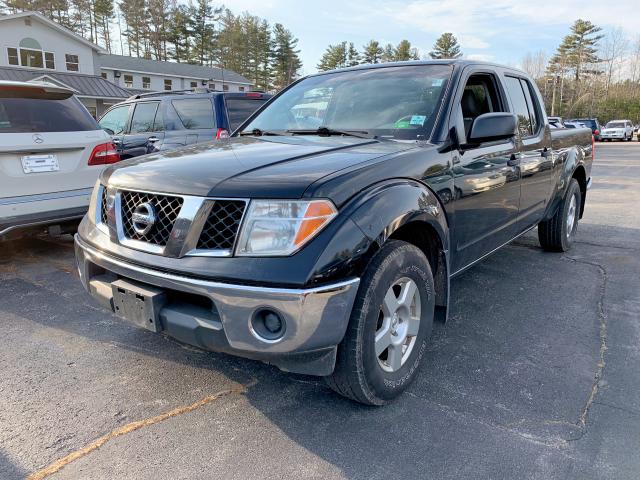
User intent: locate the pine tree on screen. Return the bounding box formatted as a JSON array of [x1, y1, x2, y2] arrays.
[[94, 0, 115, 52], [317, 42, 347, 71], [381, 43, 395, 62], [166, 2, 191, 63], [362, 40, 383, 64], [565, 19, 603, 82], [429, 33, 462, 59], [271, 23, 301, 89], [346, 42, 360, 66], [394, 40, 419, 61]]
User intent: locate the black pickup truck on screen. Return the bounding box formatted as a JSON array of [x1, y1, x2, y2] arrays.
[[75, 60, 593, 405]]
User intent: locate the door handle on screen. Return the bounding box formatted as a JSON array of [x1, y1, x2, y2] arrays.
[[147, 136, 160, 143], [507, 153, 520, 167], [112, 138, 121, 144]]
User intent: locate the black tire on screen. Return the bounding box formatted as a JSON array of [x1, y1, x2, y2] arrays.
[[538, 178, 582, 252], [325, 240, 435, 405]]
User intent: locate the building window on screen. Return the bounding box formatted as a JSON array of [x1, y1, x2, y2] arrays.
[[190, 81, 198, 88], [44, 52, 54, 69], [164, 79, 172, 91], [101, 72, 107, 79], [123, 74, 133, 88], [238, 86, 245, 92], [7, 48, 18, 65], [208, 83, 215, 90], [65, 54, 79, 71], [20, 48, 44, 68], [142, 76, 151, 89], [223, 84, 229, 91]]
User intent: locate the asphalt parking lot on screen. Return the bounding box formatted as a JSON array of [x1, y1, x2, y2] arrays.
[[1, 142, 639, 480]]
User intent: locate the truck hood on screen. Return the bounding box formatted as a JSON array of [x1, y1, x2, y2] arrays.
[[102, 136, 416, 199]]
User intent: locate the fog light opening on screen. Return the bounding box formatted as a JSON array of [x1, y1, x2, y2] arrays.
[[251, 309, 286, 342]]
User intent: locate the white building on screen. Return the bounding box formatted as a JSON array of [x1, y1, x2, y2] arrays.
[[0, 11, 253, 116]]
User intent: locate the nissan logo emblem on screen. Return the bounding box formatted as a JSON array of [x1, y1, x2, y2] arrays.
[[32, 134, 44, 144], [131, 202, 156, 235]]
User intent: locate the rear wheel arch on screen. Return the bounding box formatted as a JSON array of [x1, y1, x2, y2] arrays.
[[571, 164, 587, 218]]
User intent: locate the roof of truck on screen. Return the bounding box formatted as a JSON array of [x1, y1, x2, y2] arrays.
[[308, 59, 528, 78]]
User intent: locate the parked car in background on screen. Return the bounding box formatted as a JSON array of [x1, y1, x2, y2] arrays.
[[567, 118, 601, 141], [548, 116, 563, 128], [600, 119, 634, 141], [76, 60, 593, 405], [98, 90, 272, 160], [1, 81, 118, 240], [564, 122, 586, 129]]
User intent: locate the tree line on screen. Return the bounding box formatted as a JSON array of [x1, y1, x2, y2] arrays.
[[0, 0, 302, 91], [317, 33, 463, 71], [521, 19, 640, 123]]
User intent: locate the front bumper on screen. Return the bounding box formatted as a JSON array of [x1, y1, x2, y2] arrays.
[[600, 132, 625, 139], [74, 234, 360, 375]]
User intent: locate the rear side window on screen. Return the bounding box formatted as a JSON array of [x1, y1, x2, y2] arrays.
[[129, 102, 160, 133], [0, 96, 98, 133], [171, 98, 215, 129], [504, 76, 532, 137], [99, 104, 130, 135], [520, 79, 541, 135], [226, 98, 267, 131]]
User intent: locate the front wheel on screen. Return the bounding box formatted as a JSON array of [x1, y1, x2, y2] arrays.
[[538, 178, 582, 252], [325, 240, 435, 405]]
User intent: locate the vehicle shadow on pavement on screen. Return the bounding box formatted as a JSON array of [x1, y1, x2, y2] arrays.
[[0, 450, 26, 480], [0, 232, 610, 479]]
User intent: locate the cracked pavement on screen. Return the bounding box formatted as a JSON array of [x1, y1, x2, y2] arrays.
[[1, 143, 639, 479]]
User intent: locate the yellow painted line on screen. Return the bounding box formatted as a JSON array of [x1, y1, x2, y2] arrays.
[[28, 382, 252, 480]]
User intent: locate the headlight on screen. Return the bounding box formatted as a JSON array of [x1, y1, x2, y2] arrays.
[[236, 199, 338, 256]]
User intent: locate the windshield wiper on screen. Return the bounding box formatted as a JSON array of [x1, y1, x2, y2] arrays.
[[239, 128, 281, 136], [287, 127, 374, 139]]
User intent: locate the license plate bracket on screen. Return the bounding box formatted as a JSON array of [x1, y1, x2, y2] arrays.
[[21, 154, 59, 174], [111, 279, 166, 332]]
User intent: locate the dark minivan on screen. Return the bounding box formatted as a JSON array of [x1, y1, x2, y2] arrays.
[[98, 90, 271, 159], [567, 118, 601, 141]]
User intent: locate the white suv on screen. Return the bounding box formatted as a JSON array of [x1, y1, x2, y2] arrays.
[[600, 119, 634, 141], [0, 81, 119, 239]]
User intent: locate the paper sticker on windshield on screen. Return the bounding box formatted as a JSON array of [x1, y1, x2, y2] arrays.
[[432, 79, 443, 86], [410, 115, 426, 126]]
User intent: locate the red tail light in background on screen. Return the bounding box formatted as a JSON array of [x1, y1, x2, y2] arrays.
[[592, 134, 595, 162], [216, 128, 230, 140], [594, 129, 599, 136], [245, 92, 263, 98], [88, 142, 120, 166]]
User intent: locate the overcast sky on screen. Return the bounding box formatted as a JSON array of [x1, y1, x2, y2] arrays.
[[230, 0, 639, 74]]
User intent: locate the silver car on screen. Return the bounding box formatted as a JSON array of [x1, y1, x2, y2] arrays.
[[600, 120, 634, 141]]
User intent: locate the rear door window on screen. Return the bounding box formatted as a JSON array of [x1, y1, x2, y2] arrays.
[[129, 102, 160, 133], [0, 96, 99, 133], [171, 98, 215, 129], [99, 104, 130, 135], [519, 79, 541, 135], [226, 98, 268, 131], [504, 76, 533, 137]]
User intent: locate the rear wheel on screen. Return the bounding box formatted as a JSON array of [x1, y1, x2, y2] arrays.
[[325, 240, 434, 405], [538, 178, 582, 252]]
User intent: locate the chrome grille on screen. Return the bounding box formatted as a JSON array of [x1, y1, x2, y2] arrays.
[[120, 190, 183, 246], [197, 200, 246, 250], [100, 186, 108, 225]]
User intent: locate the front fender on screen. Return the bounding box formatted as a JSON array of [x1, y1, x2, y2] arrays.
[[349, 180, 449, 251]]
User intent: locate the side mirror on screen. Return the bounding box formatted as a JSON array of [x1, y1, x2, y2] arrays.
[[102, 127, 115, 136], [468, 113, 516, 143]]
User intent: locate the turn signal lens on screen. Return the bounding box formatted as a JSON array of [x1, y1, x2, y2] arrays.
[[236, 199, 338, 256], [216, 128, 230, 140]]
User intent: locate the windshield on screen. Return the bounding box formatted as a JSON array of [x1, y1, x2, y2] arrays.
[[242, 65, 453, 140], [606, 122, 625, 128], [576, 119, 596, 129]]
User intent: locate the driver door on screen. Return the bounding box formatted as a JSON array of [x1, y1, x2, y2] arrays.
[[450, 70, 521, 273]]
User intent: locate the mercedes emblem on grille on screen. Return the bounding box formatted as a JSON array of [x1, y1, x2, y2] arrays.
[[131, 202, 156, 235]]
